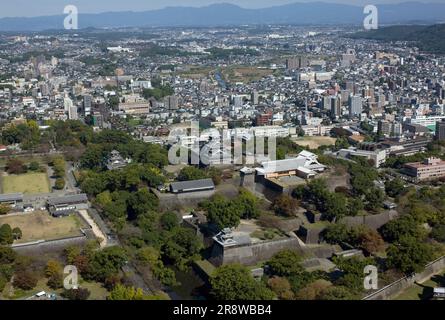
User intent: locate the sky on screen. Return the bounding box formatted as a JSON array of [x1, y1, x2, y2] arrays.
[[0, 0, 444, 18]]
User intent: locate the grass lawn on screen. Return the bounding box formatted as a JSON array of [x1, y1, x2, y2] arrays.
[[79, 281, 109, 300], [394, 272, 445, 300], [1, 278, 109, 300], [2, 172, 51, 194], [293, 136, 337, 149], [0, 211, 86, 243], [222, 66, 274, 83]]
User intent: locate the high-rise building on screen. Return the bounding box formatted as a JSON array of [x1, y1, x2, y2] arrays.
[[251, 90, 259, 105], [378, 120, 392, 137], [68, 105, 78, 120], [232, 95, 243, 108], [322, 96, 331, 110], [299, 57, 309, 68], [341, 49, 356, 67], [165, 95, 179, 110], [435, 120, 445, 140], [83, 95, 92, 116], [64, 95, 73, 112], [348, 95, 363, 118], [286, 57, 299, 70], [330, 96, 341, 119]]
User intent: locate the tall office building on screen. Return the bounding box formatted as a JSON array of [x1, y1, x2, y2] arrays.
[[436, 120, 445, 140], [165, 95, 179, 110], [345, 80, 355, 92], [341, 49, 356, 67], [322, 96, 331, 110], [330, 96, 341, 119], [83, 95, 92, 116], [348, 95, 363, 118], [286, 57, 299, 70], [378, 120, 392, 137], [251, 90, 259, 105], [232, 95, 243, 108], [68, 105, 78, 120], [299, 57, 309, 68], [64, 95, 73, 112]]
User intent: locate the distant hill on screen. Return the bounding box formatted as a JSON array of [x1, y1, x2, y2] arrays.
[[1, 2, 445, 31], [351, 24, 445, 54]]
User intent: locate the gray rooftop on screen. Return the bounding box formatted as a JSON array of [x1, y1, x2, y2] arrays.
[[0, 193, 23, 202], [47, 194, 88, 206], [170, 178, 215, 193]]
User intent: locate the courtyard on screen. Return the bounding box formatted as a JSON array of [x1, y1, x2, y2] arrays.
[[0, 211, 86, 244], [1, 172, 51, 194]]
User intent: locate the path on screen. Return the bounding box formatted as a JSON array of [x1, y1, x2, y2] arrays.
[[78, 209, 107, 248]]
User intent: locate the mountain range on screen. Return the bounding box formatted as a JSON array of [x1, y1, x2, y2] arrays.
[[1, 2, 445, 31], [352, 24, 445, 54]]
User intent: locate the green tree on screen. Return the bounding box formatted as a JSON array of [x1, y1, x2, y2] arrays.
[[386, 236, 434, 274], [210, 264, 275, 300], [47, 273, 63, 289], [333, 256, 376, 293], [385, 178, 406, 198], [0, 224, 13, 245], [431, 224, 445, 242], [323, 193, 348, 221], [11, 227, 22, 240], [319, 286, 357, 300], [177, 166, 207, 181], [235, 188, 260, 219], [52, 156, 66, 178], [364, 187, 385, 211], [323, 223, 356, 245], [201, 194, 241, 229], [127, 189, 159, 220], [267, 250, 304, 277], [379, 215, 425, 242], [108, 284, 167, 300], [95, 191, 113, 209], [0, 246, 16, 264], [28, 161, 40, 171], [0, 204, 11, 215], [84, 246, 127, 282], [160, 212, 179, 231], [54, 178, 65, 190], [162, 227, 202, 270]]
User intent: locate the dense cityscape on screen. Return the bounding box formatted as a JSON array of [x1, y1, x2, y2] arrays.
[[0, 3, 445, 304]]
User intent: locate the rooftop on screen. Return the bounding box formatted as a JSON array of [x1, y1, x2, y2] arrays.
[[170, 178, 215, 193], [47, 194, 88, 206], [0, 193, 23, 202]]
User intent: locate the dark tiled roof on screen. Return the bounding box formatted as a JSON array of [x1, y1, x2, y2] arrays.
[[47, 194, 88, 206], [170, 179, 215, 193], [0, 193, 23, 202]]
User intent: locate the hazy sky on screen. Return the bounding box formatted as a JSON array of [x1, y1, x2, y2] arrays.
[[0, 0, 443, 18]]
